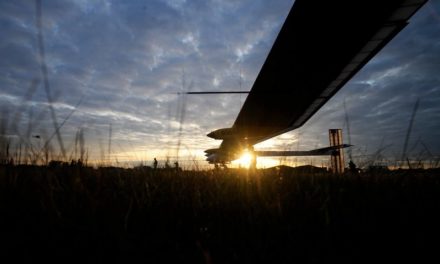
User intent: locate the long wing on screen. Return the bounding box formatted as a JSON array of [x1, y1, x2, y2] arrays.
[[211, 0, 427, 157], [256, 144, 352, 157]]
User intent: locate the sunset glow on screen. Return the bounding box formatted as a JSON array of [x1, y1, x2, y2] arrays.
[[235, 151, 253, 169]]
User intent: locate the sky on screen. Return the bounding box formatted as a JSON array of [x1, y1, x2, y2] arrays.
[[1, 0, 439, 169]]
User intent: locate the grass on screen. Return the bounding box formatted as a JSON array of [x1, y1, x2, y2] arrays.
[[1, 164, 439, 263]]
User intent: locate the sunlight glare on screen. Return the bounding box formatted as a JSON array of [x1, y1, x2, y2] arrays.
[[237, 151, 253, 169]]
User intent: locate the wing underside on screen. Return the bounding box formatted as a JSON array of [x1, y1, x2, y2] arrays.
[[211, 0, 427, 158]]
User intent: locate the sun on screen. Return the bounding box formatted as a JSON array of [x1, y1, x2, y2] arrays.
[[236, 151, 254, 169]]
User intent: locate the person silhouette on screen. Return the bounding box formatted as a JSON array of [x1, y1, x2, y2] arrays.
[[153, 158, 158, 169]]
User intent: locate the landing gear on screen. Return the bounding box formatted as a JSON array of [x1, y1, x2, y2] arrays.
[[214, 163, 228, 170], [248, 146, 257, 170]]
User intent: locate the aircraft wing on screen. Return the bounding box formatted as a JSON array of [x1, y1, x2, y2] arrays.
[[208, 0, 427, 159], [256, 144, 352, 157]]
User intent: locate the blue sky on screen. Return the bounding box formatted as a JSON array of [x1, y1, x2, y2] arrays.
[[1, 0, 439, 168]]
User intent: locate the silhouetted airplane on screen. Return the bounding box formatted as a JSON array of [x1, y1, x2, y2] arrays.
[[204, 0, 428, 166]]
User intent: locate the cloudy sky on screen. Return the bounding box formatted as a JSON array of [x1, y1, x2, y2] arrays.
[[1, 0, 439, 168]]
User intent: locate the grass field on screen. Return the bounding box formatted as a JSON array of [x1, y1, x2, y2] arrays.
[[1, 164, 439, 263]]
